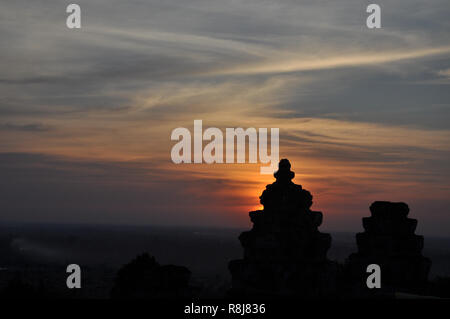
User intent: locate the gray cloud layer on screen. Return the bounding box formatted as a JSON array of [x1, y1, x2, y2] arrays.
[[1, 0, 449, 125]]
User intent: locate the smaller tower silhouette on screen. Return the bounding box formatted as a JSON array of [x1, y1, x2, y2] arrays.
[[346, 201, 431, 295]]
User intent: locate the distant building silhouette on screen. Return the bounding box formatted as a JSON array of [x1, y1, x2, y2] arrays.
[[111, 253, 194, 299]]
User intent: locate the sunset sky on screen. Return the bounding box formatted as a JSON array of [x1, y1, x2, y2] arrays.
[[1, 0, 449, 236]]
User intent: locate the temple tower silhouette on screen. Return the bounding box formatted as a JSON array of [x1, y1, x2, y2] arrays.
[[228, 159, 338, 297], [345, 201, 431, 295]]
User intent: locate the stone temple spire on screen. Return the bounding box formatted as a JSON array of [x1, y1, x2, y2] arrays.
[[345, 201, 431, 295], [229, 159, 338, 297]]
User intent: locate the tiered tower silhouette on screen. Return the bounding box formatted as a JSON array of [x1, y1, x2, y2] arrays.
[[346, 201, 431, 294], [229, 159, 338, 297]]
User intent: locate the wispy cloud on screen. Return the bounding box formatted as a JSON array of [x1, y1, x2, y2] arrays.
[[212, 46, 450, 75], [0, 122, 51, 132]]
